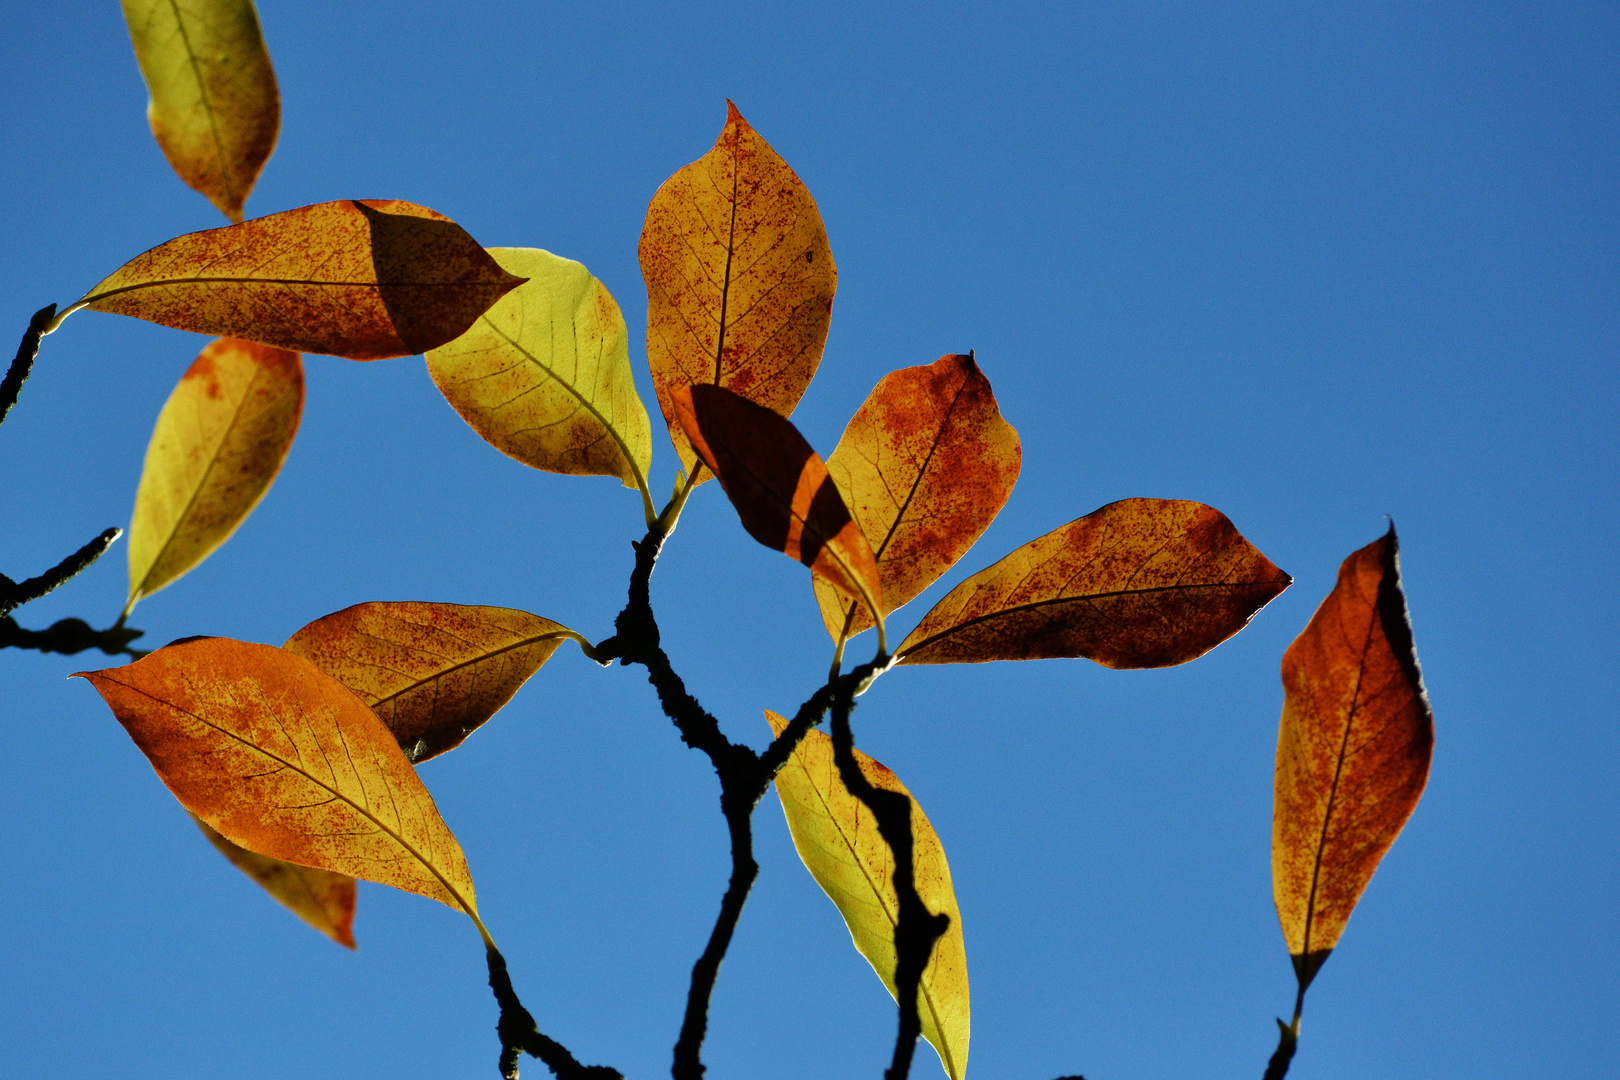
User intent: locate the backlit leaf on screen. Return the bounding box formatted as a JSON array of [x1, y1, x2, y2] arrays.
[[192, 812, 356, 949], [766, 711, 969, 1080], [814, 354, 1020, 645], [426, 248, 653, 496], [62, 200, 523, 360], [897, 498, 1290, 668], [641, 101, 836, 481], [75, 638, 480, 919], [674, 385, 881, 634], [284, 602, 576, 764], [122, 0, 279, 223], [1272, 526, 1433, 993], [127, 337, 302, 611]]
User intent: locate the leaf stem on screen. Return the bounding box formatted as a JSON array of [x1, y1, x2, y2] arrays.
[[657, 461, 705, 534]]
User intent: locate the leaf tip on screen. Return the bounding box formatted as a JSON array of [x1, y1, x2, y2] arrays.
[[725, 99, 748, 129]]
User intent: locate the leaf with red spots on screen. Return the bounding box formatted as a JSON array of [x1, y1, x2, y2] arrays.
[[814, 353, 1021, 648], [1273, 526, 1433, 999], [121, 0, 280, 223], [284, 602, 581, 764], [897, 498, 1290, 668], [640, 102, 836, 484], [74, 639, 485, 928], [673, 384, 882, 641], [59, 200, 523, 360], [126, 337, 303, 613]]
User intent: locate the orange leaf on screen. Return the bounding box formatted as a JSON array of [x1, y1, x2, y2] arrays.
[[1273, 526, 1433, 993], [673, 384, 882, 639], [814, 353, 1021, 645], [63, 200, 523, 360], [897, 498, 1290, 668], [192, 812, 356, 949], [74, 639, 481, 921], [284, 602, 578, 764], [640, 101, 836, 482]]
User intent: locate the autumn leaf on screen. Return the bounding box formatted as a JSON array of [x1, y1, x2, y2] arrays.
[[640, 101, 836, 482], [74, 638, 483, 929], [673, 384, 883, 643], [126, 337, 302, 613], [57, 200, 524, 360], [426, 248, 654, 511], [284, 602, 581, 764], [121, 0, 279, 224], [192, 812, 356, 949], [814, 353, 1020, 647], [766, 711, 969, 1080], [897, 498, 1290, 668], [1273, 526, 1433, 996]]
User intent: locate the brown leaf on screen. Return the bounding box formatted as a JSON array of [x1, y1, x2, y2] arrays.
[[284, 602, 577, 764], [192, 812, 356, 949], [640, 101, 836, 482], [814, 353, 1021, 645], [74, 638, 480, 921], [127, 338, 303, 611], [897, 498, 1290, 668], [122, 0, 279, 223], [673, 384, 882, 636], [766, 711, 969, 1080], [1273, 526, 1433, 993], [63, 200, 523, 359]]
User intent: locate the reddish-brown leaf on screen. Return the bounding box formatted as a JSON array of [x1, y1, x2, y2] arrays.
[[814, 353, 1021, 644], [674, 384, 882, 632], [640, 101, 836, 482], [74, 638, 480, 918], [192, 812, 356, 949], [284, 602, 577, 764], [1273, 526, 1433, 992], [897, 498, 1290, 668], [62, 200, 523, 359]]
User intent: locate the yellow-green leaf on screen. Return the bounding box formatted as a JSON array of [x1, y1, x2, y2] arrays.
[[127, 337, 303, 612], [122, 0, 279, 223], [284, 601, 578, 764], [640, 101, 836, 482], [192, 812, 356, 949], [74, 638, 482, 922], [426, 248, 653, 502], [766, 711, 969, 1080]]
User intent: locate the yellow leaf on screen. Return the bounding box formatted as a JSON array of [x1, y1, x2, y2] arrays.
[[426, 249, 653, 503], [284, 601, 578, 764], [640, 102, 836, 482], [127, 337, 303, 611], [766, 711, 969, 1080], [122, 0, 279, 223], [1273, 526, 1433, 994], [192, 812, 356, 949], [62, 200, 524, 360], [75, 639, 482, 926], [897, 498, 1290, 668], [815, 354, 1021, 645]]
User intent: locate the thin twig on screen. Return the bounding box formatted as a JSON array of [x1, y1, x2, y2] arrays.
[[0, 615, 146, 658], [0, 527, 122, 618], [1262, 1017, 1299, 1080], [0, 304, 56, 430], [486, 946, 622, 1080]]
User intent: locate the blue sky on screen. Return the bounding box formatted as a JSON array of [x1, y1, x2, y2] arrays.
[[1, 2, 1615, 1078]]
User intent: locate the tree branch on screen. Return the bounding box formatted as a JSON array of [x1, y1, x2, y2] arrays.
[[1262, 1018, 1298, 1080], [0, 614, 145, 658], [0, 527, 122, 618], [828, 682, 949, 1080], [0, 303, 56, 430], [486, 946, 622, 1080]]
